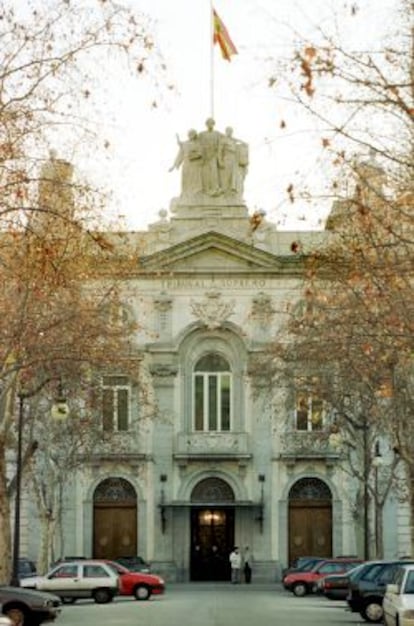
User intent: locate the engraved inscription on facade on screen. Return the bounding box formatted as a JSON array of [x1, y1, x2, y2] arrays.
[[161, 278, 267, 290]]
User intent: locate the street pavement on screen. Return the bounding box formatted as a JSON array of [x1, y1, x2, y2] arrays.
[[56, 583, 364, 626]]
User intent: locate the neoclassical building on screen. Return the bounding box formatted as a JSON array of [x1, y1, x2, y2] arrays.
[[21, 122, 410, 581]]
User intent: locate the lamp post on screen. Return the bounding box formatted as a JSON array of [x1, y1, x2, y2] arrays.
[[10, 393, 26, 587], [159, 474, 167, 534], [257, 474, 265, 533], [362, 420, 370, 561], [372, 441, 384, 558], [10, 383, 70, 586]]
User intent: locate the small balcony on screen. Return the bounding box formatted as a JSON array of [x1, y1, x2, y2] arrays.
[[175, 432, 251, 463], [278, 431, 339, 465], [79, 431, 149, 467]]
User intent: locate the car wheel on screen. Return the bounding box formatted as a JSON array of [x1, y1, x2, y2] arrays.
[[134, 585, 151, 601], [93, 588, 112, 604], [292, 582, 308, 597], [361, 600, 384, 623], [62, 598, 76, 605], [4, 606, 28, 626]]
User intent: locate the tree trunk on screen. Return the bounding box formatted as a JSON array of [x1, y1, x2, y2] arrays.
[[38, 514, 57, 574], [0, 438, 12, 583]]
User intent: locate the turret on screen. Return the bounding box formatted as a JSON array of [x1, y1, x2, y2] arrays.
[[30, 151, 75, 234]]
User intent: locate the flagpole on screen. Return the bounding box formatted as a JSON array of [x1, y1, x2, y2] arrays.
[[210, 0, 214, 119]]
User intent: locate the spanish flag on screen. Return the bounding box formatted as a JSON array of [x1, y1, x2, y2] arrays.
[[213, 9, 237, 61]]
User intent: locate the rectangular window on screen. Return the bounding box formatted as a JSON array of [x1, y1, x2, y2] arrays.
[[193, 372, 232, 432], [102, 376, 130, 432], [195, 375, 204, 431], [208, 375, 218, 430], [295, 386, 325, 431], [221, 375, 230, 431]]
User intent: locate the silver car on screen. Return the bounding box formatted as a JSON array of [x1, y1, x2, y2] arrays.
[[20, 560, 119, 604], [0, 585, 61, 626]]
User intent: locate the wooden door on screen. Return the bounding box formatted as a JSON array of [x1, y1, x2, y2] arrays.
[[93, 505, 137, 559], [288, 501, 332, 565]]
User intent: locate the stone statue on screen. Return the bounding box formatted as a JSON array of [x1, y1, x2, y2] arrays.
[[198, 118, 222, 196], [169, 129, 203, 198], [170, 119, 248, 204], [218, 126, 249, 195]]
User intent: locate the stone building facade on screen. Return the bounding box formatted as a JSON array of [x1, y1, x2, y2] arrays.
[[20, 124, 410, 581]]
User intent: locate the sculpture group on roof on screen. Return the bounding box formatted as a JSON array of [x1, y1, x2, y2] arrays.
[[169, 118, 248, 203]]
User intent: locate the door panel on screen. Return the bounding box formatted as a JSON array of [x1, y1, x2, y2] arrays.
[[93, 505, 137, 559], [289, 502, 332, 565], [190, 508, 234, 581]]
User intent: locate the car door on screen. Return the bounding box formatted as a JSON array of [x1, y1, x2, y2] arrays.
[[39, 563, 80, 597], [383, 568, 405, 626], [82, 563, 117, 596]]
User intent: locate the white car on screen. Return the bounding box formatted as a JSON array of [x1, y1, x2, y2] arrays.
[[20, 560, 119, 604], [383, 564, 414, 626]]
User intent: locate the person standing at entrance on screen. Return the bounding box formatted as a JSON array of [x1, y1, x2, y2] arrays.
[[243, 546, 252, 584], [229, 546, 241, 583]]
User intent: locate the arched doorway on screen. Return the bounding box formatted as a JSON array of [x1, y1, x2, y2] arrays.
[[190, 477, 235, 581], [288, 477, 332, 565], [93, 477, 137, 559]]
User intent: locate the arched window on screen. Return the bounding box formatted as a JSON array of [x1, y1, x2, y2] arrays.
[[193, 354, 231, 431]]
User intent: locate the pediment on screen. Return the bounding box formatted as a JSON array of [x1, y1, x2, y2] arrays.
[[140, 231, 285, 272]]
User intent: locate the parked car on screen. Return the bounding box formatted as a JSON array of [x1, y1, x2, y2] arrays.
[[20, 560, 119, 604], [284, 557, 363, 597], [0, 585, 61, 626], [49, 557, 86, 569], [114, 556, 151, 573], [18, 559, 37, 580], [383, 564, 414, 626], [317, 562, 367, 599], [282, 557, 325, 582], [347, 559, 414, 623], [0, 617, 11, 626], [103, 561, 164, 600]]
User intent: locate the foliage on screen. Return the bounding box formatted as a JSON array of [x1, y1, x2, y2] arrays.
[[266, 0, 414, 556], [0, 0, 159, 583]]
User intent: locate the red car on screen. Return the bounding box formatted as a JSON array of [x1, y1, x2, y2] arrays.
[[103, 560, 165, 600], [283, 558, 363, 597]]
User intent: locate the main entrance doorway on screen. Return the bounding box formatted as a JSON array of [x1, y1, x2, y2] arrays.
[[288, 477, 332, 566], [190, 478, 235, 581], [93, 477, 137, 560]]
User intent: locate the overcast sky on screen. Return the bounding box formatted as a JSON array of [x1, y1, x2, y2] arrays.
[[70, 0, 399, 231]]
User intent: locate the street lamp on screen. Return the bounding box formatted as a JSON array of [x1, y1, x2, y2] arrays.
[[10, 384, 69, 586], [362, 421, 370, 561], [50, 382, 70, 421], [372, 441, 384, 558], [10, 392, 26, 586]]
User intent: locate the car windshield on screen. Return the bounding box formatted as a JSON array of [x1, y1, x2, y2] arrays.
[[361, 563, 388, 581], [293, 559, 320, 572], [347, 564, 366, 580], [404, 571, 414, 593], [105, 562, 124, 575]]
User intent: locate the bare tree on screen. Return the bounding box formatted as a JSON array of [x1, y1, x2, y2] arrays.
[[266, 0, 413, 554], [0, 0, 161, 583]]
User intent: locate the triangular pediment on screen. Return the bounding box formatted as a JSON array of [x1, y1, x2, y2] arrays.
[[140, 231, 290, 272]]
